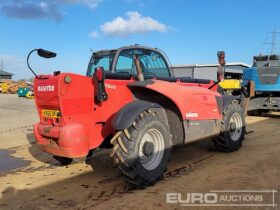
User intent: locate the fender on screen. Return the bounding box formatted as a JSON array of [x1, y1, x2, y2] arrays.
[[111, 100, 162, 130], [222, 94, 240, 110], [129, 80, 221, 120]]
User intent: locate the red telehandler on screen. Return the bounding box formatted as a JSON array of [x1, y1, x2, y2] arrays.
[[28, 46, 246, 187]]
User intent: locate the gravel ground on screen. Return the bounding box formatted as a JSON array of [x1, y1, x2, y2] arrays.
[[0, 94, 279, 210]]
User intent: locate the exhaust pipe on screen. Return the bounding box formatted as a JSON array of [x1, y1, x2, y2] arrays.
[[217, 51, 226, 81]]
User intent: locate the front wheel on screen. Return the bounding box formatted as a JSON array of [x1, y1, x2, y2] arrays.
[[110, 109, 172, 188], [213, 102, 245, 152]]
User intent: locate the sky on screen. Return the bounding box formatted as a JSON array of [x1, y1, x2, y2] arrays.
[[0, 0, 280, 80]]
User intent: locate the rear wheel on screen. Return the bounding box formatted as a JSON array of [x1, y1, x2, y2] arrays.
[[110, 110, 172, 188], [213, 102, 245, 152]]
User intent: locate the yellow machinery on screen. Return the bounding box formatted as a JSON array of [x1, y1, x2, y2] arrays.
[[0, 81, 28, 94], [219, 79, 241, 90], [216, 52, 242, 92], [0, 82, 11, 94], [218, 79, 242, 95], [26, 91, 34, 99]]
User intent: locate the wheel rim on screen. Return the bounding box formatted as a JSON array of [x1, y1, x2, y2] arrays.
[[139, 128, 164, 171], [229, 113, 243, 141]]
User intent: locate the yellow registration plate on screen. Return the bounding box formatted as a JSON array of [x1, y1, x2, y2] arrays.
[[41, 109, 61, 118]]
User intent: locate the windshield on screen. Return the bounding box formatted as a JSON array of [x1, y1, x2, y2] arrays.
[[86, 48, 170, 77], [86, 52, 115, 76], [115, 49, 170, 77]]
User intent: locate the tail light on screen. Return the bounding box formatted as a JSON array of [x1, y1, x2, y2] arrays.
[[93, 67, 108, 102], [96, 67, 104, 82]]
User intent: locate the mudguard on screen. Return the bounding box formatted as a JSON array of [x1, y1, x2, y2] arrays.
[[129, 80, 222, 121], [111, 100, 162, 130]]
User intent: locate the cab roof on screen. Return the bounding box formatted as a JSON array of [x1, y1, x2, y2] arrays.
[[94, 45, 160, 55]]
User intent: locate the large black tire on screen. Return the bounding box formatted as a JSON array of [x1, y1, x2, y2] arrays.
[[213, 102, 245, 152], [53, 155, 73, 165], [110, 109, 172, 188]]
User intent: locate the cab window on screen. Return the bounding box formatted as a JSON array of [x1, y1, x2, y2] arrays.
[[87, 53, 115, 76], [115, 49, 170, 77]]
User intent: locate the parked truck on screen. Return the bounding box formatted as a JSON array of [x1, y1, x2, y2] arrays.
[[243, 54, 280, 116]]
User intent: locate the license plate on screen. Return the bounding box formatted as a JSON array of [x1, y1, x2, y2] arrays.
[[41, 109, 60, 118]]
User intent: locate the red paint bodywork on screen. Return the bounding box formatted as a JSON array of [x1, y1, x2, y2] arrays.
[[33, 73, 221, 158]]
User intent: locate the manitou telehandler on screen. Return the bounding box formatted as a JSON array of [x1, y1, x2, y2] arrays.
[[28, 45, 247, 187]]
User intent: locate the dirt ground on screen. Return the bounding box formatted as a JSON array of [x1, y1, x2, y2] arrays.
[[0, 94, 279, 210]]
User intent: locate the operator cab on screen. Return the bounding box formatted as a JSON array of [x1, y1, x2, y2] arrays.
[[253, 54, 280, 67], [86, 46, 172, 78], [86, 45, 212, 86]]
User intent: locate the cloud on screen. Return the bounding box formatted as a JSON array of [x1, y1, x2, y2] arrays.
[[99, 11, 168, 37], [0, 1, 63, 21], [0, 0, 102, 21], [90, 30, 100, 38], [61, 0, 102, 9]]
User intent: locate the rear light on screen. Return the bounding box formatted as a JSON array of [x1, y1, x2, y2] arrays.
[[93, 67, 108, 102], [43, 117, 61, 125], [96, 67, 104, 82], [46, 118, 54, 125]]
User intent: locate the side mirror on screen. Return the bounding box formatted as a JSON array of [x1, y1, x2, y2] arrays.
[[37, 49, 57, 59], [27, 48, 57, 79]]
